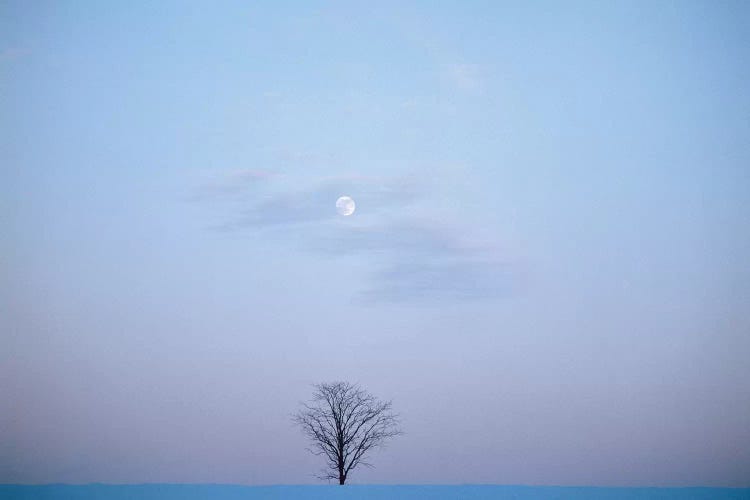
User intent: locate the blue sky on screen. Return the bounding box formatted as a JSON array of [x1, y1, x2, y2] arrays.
[[2, 0, 749, 487]]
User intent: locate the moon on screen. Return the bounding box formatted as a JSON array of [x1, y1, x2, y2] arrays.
[[336, 196, 356, 216]]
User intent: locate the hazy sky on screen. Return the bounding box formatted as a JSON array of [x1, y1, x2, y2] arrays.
[[2, 0, 749, 487]]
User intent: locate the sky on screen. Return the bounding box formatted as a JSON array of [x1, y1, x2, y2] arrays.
[[1, 0, 749, 488]]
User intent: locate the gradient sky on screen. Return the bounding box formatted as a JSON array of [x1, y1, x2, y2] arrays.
[[2, 0, 749, 488]]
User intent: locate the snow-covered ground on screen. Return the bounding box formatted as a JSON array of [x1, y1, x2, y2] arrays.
[[1, 485, 748, 500]]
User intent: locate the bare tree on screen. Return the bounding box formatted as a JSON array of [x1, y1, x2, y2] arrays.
[[293, 382, 402, 485]]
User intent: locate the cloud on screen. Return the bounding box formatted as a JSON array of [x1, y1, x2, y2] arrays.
[[363, 257, 510, 303], [187, 169, 278, 202], [444, 63, 484, 93], [223, 176, 420, 229], [195, 171, 513, 303], [312, 220, 453, 255], [0, 47, 30, 62], [313, 219, 511, 303]]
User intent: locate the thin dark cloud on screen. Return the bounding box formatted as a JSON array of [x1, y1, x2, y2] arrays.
[[311, 221, 457, 256], [0, 47, 29, 62], [187, 169, 277, 202], [197, 172, 512, 302], [224, 176, 420, 229], [362, 258, 511, 303], [313, 219, 511, 303]]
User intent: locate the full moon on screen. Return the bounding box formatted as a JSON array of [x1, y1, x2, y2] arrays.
[[336, 196, 356, 216]]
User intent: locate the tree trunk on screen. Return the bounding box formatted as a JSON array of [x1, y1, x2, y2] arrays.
[[339, 473, 346, 485]]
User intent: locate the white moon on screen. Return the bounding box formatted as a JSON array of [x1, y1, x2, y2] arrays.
[[336, 196, 356, 216]]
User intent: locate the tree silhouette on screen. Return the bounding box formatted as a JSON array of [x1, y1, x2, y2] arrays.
[[293, 382, 402, 485]]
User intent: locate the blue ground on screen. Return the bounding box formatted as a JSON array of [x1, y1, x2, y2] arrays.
[[1, 485, 748, 500]]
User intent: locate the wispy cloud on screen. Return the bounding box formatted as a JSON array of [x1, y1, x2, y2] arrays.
[[223, 176, 420, 229], [194, 171, 513, 303], [363, 256, 510, 303], [187, 169, 278, 202], [314, 219, 511, 303], [444, 63, 484, 93], [0, 47, 30, 62]]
